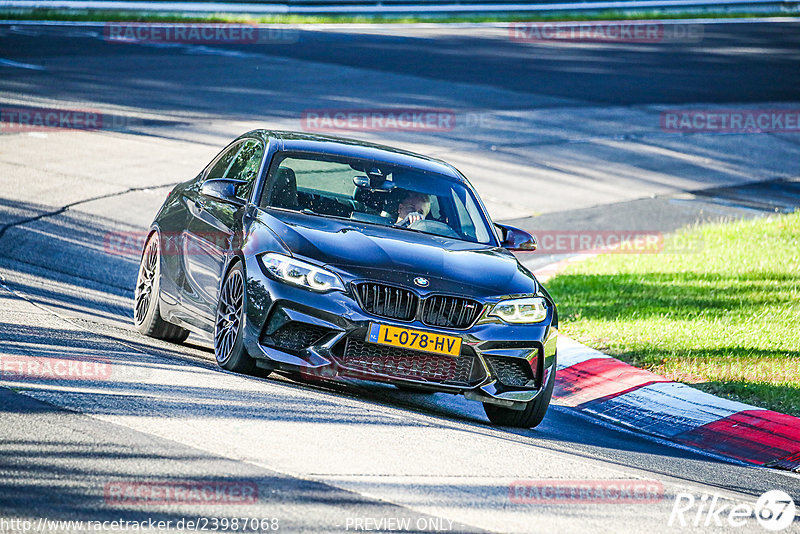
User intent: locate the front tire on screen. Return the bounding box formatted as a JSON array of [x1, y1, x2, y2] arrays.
[[134, 232, 190, 343], [483, 358, 556, 429], [214, 262, 256, 374]]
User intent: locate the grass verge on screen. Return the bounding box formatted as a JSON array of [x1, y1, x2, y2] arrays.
[[546, 212, 800, 416], [0, 9, 798, 24]]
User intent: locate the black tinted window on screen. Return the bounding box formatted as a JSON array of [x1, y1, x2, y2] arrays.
[[204, 141, 244, 181], [225, 140, 264, 200]]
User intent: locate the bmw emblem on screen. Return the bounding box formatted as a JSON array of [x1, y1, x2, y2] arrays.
[[413, 277, 430, 287]]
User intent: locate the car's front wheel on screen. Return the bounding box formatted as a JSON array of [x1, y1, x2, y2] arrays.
[[214, 262, 256, 374], [134, 232, 190, 343], [482, 358, 556, 429]]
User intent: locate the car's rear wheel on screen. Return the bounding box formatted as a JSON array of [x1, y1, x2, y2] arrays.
[[483, 358, 556, 429], [134, 232, 190, 343], [214, 262, 256, 374]]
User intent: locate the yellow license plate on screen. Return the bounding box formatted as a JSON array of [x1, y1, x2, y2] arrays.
[[367, 323, 461, 357]]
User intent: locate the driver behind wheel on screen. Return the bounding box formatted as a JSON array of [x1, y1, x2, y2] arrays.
[[393, 190, 431, 226]]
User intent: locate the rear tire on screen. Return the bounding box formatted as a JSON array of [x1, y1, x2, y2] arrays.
[[134, 232, 190, 343], [214, 262, 256, 374], [483, 358, 556, 429]]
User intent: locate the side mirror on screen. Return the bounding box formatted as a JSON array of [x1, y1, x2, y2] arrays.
[[496, 223, 537, 251], [200, 179, 247, 206]]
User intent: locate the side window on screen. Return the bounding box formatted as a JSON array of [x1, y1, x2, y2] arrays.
[[225, 140, 264, 201], [204, 141, 245, 182]]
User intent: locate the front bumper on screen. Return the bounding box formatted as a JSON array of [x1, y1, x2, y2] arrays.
[[241, 256, 558, 409]]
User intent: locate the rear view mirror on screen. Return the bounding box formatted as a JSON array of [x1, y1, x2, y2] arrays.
[[353, 175, 370, 188], [496, 223, 537, 251], [353, 175, 396, 193]]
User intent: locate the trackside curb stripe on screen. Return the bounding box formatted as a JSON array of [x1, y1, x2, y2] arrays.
[[767, 452, 800, 473], [675, 410, 800, 465], [552, 336, 800, 466], [553, 357, 669, 407], [578, 381, 758, 438], [556, 336, 611, 368]]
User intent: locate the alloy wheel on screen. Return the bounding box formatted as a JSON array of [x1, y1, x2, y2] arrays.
[[134, 235, 159, 326], [215, 268, 244, 364]]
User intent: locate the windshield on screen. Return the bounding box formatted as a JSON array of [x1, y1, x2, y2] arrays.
[[259, 152, 496, 245]]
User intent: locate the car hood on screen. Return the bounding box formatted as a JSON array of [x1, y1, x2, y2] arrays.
[[257, 209, 538, 297]]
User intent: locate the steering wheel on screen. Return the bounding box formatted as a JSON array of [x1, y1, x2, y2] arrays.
[[396, 211, 424, 228], [408, 219, 461, 239]]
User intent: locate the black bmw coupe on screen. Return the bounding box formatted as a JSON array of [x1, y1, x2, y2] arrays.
[[135, 131, 558, 427]]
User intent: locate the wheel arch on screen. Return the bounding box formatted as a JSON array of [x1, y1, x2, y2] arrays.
[[221, 251, 246, 284], [139, 225, 161, 262], [145, 223, 167, 297]]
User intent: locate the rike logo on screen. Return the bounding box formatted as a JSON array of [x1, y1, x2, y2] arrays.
[[669, 489, 796, 531]]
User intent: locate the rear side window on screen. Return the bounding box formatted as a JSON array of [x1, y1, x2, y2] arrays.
[[225, 140, 264, 200], [204, 141, 245, 181], [259, 156, 355, 217], [283, 157, 358, 197]]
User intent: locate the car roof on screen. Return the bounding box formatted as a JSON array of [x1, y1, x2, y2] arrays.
[[239, 130, 465, 182]]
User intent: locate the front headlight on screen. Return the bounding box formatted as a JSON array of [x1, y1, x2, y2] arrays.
[[489, 297, 548, 324], [260, 253, 345, 293]]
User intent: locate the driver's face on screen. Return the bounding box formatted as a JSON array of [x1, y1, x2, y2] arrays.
[[398, 196, 431, 219]]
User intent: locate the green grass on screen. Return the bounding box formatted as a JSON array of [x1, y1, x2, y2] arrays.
[[0, 8, 798, 24], [546, 212, 800, 416]]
